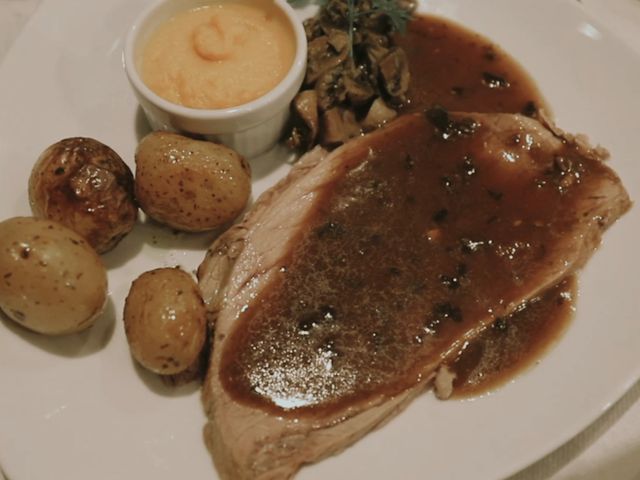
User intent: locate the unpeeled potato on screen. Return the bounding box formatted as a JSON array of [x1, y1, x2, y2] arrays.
[[0, 217, 108, 335], [135, 132, 251, 232], [123, 267, 207, 375], [29, 137, 137, 254]]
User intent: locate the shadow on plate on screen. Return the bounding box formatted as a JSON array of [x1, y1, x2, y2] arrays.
[[249, 143, 296, 182], [131, 354, 201, 397], [285, 0, 319, 7], [135, 215, 221, 250], [0, 297, 116, 357], [135, 106, 152, 142], [102, 214, 221, 270], [101, 222, 146, 270]]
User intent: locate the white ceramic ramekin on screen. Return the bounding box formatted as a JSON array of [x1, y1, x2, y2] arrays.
[[123, 0, 306, 158]]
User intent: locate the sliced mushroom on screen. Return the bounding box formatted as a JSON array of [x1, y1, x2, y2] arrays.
[[306, 35, 349, 86], [343, 67, 376, 107], [327, 29, 349, 53], [320, 0, 349, 28], [295, 90, 319, 139], [287, 90, 320, 150], [362, 30, 391, 52], [286, 0, 414, 154], [286, 127, 305, 151], [361, 97, 398, 130], [303, 17, 324, 41], [365, 48, 389, 78], [316, 67, 347, 111], [378, 47, 410, 103], [320, 108, 361, 146], [360, 11, 393, 34]]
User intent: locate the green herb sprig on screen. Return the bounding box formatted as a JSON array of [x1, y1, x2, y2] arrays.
[[289, 0, 413, 60], [369, 0, 413, 33], [288, 0, 413, 35]]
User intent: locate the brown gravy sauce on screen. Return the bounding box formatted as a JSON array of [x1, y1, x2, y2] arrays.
[[220, 15, 576, 411], [448, 275, 576, 398], [398, 16, 572, 399], [398, 15, 549, 116]]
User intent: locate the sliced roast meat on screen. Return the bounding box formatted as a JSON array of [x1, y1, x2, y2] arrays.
[[197, 111, 630, 479]]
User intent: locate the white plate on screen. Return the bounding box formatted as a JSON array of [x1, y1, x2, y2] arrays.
[[0, 1, 639, 479]]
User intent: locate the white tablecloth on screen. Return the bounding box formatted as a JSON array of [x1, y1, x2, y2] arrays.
[[1, 1, 639, 479]]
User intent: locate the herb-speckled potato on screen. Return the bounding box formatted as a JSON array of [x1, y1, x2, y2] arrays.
[[123, 267, 207, 375], [134, 132, 251, 232], [29, 137, 138, 254], [0, 217, 108, 335]]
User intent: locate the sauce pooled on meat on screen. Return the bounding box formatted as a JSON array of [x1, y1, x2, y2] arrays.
[[220, 106, 610, 414], [448, 275, 576, 398], [219, 16, 586, 412]]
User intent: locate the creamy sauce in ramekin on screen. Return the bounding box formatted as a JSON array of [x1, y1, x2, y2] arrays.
[[141, 2, 296, 109]]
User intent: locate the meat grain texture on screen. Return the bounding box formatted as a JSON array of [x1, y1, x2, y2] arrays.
[[197, 111, 630, 479]]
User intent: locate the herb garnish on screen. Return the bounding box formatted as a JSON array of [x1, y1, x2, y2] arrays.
[[369, 0, 413, 33], [286, 0, 415, 149], [290, 0, 413, 47]]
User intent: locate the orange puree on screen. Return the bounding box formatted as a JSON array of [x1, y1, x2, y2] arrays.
[[141, 2, 296, 109]]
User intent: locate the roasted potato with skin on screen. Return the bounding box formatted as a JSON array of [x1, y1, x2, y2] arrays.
[[29, 137, 137, 253], [0, 217, 108, 335], [135, 132, 251, 232], [123, 267, 207, 375]]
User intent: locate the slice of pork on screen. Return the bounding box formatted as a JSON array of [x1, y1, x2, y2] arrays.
[[197, 111, 630, 479]]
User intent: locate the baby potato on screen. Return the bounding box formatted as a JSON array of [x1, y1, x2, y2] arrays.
[[0, 217, 108, 335], [135, 132, 251, 232], [123, 267, 207, 375], [29, 137, 138, 254]]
